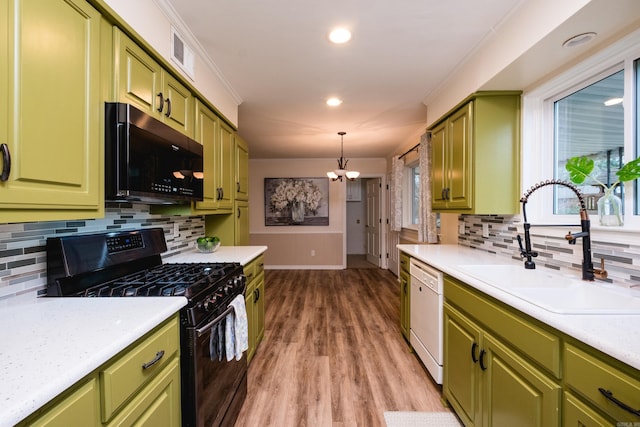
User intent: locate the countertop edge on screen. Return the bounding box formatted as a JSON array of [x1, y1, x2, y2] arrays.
[[164, 245, 268, 265]]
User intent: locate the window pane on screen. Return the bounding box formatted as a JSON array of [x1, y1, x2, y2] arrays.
[[554, 70, 624, 215], [411, 165, 420, 224]]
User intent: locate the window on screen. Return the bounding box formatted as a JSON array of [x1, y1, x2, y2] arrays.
[[522, 29, 640, 231], [553, 69, 624, 215], [402, 161, 420, 228]]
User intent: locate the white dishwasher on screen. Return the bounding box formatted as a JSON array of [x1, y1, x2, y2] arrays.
[[409, 258, 444, 384]]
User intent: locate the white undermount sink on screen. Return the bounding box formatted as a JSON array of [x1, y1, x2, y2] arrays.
[[456, 264, 640, 315]]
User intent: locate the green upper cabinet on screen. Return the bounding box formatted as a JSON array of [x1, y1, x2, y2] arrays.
[[193, 99, 233, 213], [429, 91, 521, 214], [0, 0, 104, 223], [113, 28, 194, 138], [235, 134, 249, 201]]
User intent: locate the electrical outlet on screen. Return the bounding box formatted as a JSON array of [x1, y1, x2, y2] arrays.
[[174, 223, 180, 237], [482, 223, 489, 238], [311, 249, 316, 256], [458, 223, 465, 234]]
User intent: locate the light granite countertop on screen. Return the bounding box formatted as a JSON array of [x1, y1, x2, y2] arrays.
[[0, 297, 187, 427], [397, 244, 640, 372]]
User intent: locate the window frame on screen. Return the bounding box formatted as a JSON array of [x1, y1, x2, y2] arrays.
[[522, 28, 640, 239], [402, 160, 420, 230]]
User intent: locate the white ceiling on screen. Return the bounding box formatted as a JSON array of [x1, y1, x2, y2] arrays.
[[166, 0, 526, 159]]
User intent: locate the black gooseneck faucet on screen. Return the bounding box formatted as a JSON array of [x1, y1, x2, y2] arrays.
[[518, 179, 607, 281]]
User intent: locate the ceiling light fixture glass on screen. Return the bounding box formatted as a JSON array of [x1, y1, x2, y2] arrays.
[[329, 27, 351, 44], [326, 97, 343, 107], [327, 132, 359, 181]]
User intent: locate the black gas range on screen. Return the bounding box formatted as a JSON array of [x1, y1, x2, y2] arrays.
[[46, 227, 247, 427]]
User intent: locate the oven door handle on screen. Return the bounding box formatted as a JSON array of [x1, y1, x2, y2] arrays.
[[196, 305, 235, 337]]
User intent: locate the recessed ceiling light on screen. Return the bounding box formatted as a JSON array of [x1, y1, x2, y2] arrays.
[[604, 97, 623, 106], [328, 28, 351, 44], [326, 97, 343, 107], [562, 32, 597, 48]]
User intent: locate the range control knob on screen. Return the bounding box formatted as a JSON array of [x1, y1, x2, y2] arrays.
[[203, 293, 222, 311]]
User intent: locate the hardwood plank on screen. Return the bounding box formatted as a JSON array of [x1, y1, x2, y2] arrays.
[[234, 268, 450, 426]]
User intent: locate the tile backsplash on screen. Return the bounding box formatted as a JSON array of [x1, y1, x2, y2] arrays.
[[0, 204, 207, 304], [458, 215, 640, 288]]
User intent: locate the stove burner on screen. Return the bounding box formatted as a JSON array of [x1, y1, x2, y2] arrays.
[[79, 263, 239, 299]]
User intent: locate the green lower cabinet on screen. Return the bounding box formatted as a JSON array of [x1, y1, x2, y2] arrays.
[[443, 304, 481, 425], [17, 316, 181, 427], [563, 391, 613, 427], [105, 358, 181, 427], [25, 379, 99, 427], [245, 254, 265, 364], [399, 268, 410, 341], [482, 334, 560, 427], [444, 302, 561, 427], [443, 276, 640, 427]]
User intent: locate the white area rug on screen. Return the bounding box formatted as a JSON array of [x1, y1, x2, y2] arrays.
[[384, 411, 462, 427]]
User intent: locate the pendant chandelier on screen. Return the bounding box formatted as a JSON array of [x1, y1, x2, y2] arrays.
[[327, 132, 360, 181]]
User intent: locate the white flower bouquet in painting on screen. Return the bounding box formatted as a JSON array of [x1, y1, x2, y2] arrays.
[[269, 178, 323, 218]]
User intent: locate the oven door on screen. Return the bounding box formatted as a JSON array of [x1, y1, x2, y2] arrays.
[[182, 306, 247, 427]]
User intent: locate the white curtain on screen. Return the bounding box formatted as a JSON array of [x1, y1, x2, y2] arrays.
[[390, 155, 404, 232], [418, 132, 438, 243]]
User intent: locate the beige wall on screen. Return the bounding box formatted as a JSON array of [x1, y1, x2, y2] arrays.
[[248, 158, 386, 268]]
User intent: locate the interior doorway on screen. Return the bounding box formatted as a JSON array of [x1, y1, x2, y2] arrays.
[[346, 177, 384, 269]]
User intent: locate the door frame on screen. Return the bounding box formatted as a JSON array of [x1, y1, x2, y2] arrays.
[[342, 174, 387, 270]]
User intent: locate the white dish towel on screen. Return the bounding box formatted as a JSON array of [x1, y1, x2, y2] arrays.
[[225, 294, 249, 361]]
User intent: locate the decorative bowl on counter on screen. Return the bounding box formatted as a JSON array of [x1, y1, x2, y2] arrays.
[[196, 237, 221, 253]]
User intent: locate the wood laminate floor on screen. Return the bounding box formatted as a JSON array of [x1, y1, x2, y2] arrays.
[[234, 268, 449, 427]]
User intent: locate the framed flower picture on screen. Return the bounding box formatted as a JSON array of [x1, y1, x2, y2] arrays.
[[264, 177, 329, 226]]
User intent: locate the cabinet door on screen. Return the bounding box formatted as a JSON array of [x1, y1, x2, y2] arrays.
[[399, 269, 410, 341], [194, 100, 220, 211], [482, 334, 561, 427], [448, 102, 472, 210], [443, 304, 481, 427], [235, 201, 250, 246], [254, 271, 265, 345], [105, 358, 182, 427], [245, 282, 256, 364], [235, 135, 249, 201], [563, 391, 613, 427], [430, 121, 447, 209], [25, 379, 99, 427], [162, 73, 193, 137], [115, 29, 163, 116], [0, 0, 102, 221], [217, 121, 235, 211]]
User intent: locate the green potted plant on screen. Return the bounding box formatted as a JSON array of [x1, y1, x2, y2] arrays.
[[565, 155, 640, 226]]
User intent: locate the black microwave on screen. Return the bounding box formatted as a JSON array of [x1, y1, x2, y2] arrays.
[[105, 102, 203, 204]]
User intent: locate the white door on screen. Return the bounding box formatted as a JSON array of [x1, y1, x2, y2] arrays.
[[366, 178, 381, 266]]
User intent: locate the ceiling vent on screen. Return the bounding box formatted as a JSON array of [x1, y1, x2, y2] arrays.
[[171, 26, 195, 80]]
